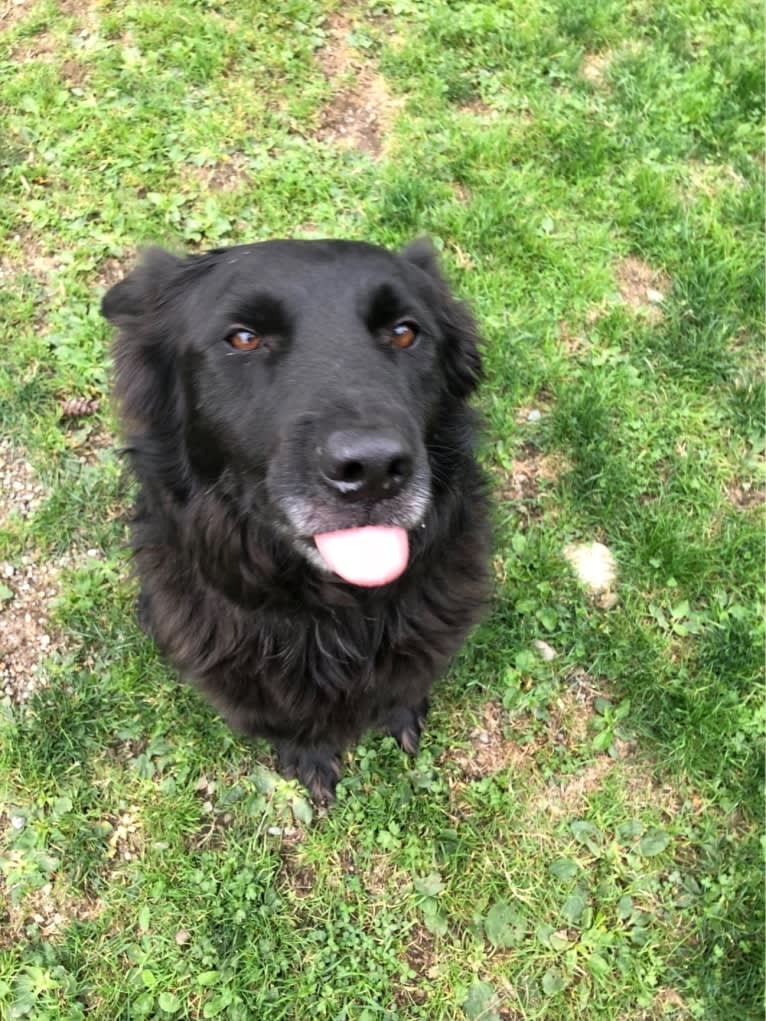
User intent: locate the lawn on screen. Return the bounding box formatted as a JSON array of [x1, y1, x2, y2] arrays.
[[0, 1, 763, 1018]]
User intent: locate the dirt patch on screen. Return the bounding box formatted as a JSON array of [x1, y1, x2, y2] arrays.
[[513, 391, 554, 426], [61, 424, 115, 469], [614, 256, 670, 324], [558, 308, 610, 352], [581, 51, 612, 84], [727, 479, 763, 511], [530, 757, 614, 820], [57, 0, 96, 15], [0, 549, 81, 703], [317, 76, 397, 157], [451, 703, 531, 779], [94, 256, 129, 291], [315, 12, 402, 158], [105, 808, 144, 863], [450, 181, 471, 204], [334, 847, 408, 898], [0, 874, 101, 948], [396, 922, 438, 1008], [189, 153, 251, 193], [0, 440, 46, 528], [11, 36, 87, 82], [404, 922, 437, 977], [294, 221, 324, 238], [528, 679, 684, 823], [446, 240, 476, 270], [363, 850, 406, 896], [281, 849, 317, 899], [685, 160, 746, 199], [0, 0, 35, 29], [496, 442, 566, 525], [459, 98, 493, 116], [188, 803, 239, 852], [449, 676, 640, 805], [558, 318, 585, 354], [0, 231, 67, 288], [499, 443, 565, 501], [60, 58, 88, 87], [652, 987, 691, 1017], [11, 31, 59, 63]]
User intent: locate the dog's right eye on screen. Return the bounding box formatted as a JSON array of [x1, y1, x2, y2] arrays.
[[227, 329, 262, 351]]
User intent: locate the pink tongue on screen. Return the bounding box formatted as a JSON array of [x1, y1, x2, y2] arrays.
[[314, 526, 409, 587]]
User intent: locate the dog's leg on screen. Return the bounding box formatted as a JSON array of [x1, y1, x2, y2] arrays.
[[136, 588, 154, 638], [276, 740, 343, 806], [384, 698, 429, 756]]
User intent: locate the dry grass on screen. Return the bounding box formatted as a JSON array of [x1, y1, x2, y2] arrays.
[[581, 51, 613, 84], [315, 12, 402, 157], [615, 256, 671, 323]]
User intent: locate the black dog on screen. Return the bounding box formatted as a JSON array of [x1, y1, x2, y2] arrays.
[[103, 238, 490, 803]]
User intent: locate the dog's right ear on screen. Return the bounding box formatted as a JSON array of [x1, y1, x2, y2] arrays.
[[101, 247, 183, 325], [401, 237, 483, 401], [104, 248, 188, 441]]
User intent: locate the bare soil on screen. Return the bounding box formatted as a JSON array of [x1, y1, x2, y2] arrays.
[[315, 12, 402, 158]]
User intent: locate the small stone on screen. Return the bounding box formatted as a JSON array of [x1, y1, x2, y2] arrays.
[[563, 541, 618, 594], [532, 639, 558, 661], [527, 409, 542, 422], [11, 815, 25, 830], [646, 288, 664, 304]]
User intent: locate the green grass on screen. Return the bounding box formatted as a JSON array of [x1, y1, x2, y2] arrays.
[[0, 1, 763, 1018]]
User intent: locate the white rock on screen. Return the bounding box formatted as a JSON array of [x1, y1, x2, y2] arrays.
[[532, 639, 558, 661], [563, 541, 617, 594]]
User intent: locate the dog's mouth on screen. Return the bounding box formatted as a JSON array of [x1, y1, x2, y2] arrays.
[[312, 525, 409, 587], [267, 425, 431, 586]]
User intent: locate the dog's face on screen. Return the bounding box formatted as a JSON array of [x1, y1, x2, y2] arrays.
[[104, 239, 481, 586]]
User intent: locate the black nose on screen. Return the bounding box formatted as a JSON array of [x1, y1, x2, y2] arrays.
[[319, 428, 414, 500]]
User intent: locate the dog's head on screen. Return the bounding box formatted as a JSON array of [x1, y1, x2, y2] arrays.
[[103, 238, 481, 586]]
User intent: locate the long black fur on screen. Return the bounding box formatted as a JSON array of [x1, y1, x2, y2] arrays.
[[104, 238, 490, 803]]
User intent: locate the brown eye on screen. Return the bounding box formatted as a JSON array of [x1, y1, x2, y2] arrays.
[[227, 329, 262, 351], [389, 322, 418, 349]]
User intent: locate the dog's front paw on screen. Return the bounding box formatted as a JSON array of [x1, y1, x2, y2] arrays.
[[276, 742, 343, 806], [384, 700, 429, 757]]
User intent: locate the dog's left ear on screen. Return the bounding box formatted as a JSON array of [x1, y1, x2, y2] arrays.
[[401, 237, 483, 400], [101, 247, 183, 326]]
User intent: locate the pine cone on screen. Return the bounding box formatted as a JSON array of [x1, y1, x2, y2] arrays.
[[59, 397, 101, 420]]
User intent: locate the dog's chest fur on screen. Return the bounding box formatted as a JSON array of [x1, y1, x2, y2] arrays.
[[134, 471, 488, 748]]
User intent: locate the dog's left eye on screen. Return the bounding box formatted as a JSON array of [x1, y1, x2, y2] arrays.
[[227, 329, 262, 351], [388, 322, 419, 350]]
